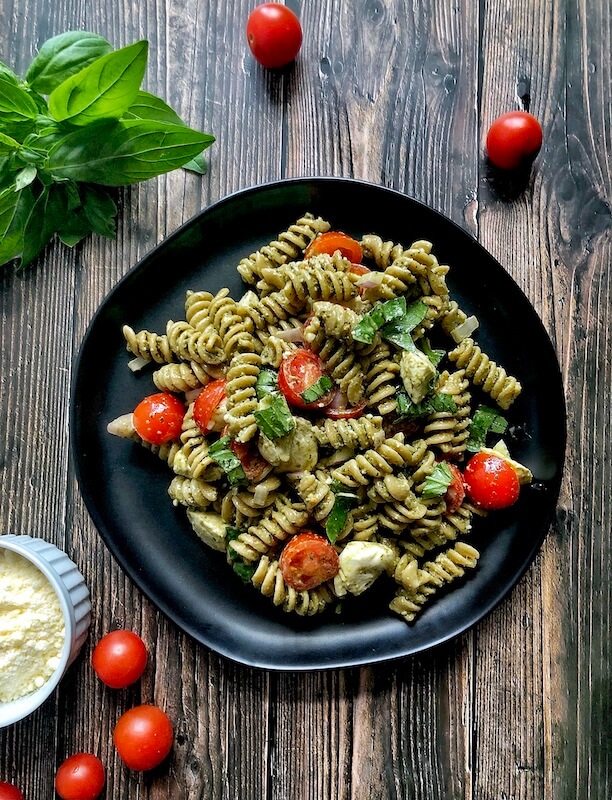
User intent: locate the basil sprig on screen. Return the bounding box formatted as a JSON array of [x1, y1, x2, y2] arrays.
[[421, 462, 453, 498], [301, 374, 333, 404], [208, 436, 247, 486], [396, 390, 458, 420], [255, 369, 279, 400], [466, 405, 508, 452], [352, 296, 428, 351], [325, 483, 359, 543], [0, 31, 214, 269], [253, 394, 296, 440]]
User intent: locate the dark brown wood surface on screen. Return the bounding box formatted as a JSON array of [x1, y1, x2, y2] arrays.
[[1, 0, 610, 798]]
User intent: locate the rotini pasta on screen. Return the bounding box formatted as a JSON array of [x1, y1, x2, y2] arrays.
[[108, 216, 532, 625]]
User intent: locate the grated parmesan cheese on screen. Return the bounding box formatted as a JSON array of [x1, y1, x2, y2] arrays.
[[0, 549, 65, 703]]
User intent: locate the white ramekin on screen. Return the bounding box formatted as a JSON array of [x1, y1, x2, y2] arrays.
[[0, 534, 91, 728]]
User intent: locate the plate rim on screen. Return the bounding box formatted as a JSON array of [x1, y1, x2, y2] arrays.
[[69, 176, 567, 671]]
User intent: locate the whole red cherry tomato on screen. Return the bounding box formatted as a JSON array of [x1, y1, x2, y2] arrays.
[[278, 350, 334, 410], [463, 451, 520, 510], [444, 462, 465, 513], [54, 754, 105, 800], [92, 629, 148, 689], [133, 392, 184, 445], [193, 379, 227, 433], [246, 3, 302, 69], [0, 783, 24, 800], [279, 532, 340, 591], [304, 231, 363, 263], [113, 705, 173, 771], [486, 111, 543, 170]]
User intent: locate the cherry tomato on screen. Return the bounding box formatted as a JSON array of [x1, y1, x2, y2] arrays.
[[0, 783, 24, 800], [113, 705, 173, 771], [444, 462, 465, 513], [133, 392, 185, 446], [193, 379, 227, 433], [246, 3, 302, 69], [92, 629, 148, 689], [322, 391, 366, 420], [229, 438, 270, 482], [278, 350, 334, 410], [485, 111, 543, 170], [304, 231, 363, 263], [54, 754, 105, 800], [279, 532, 340, 591], [463, 451, 520, 510]]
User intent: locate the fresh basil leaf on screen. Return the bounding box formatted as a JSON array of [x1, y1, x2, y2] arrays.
[[208, 436, 247, 486], [0, 132, 21, 155], [421, 462, 453, 498], [300, 375, 333, 404], [0, 119, 36, 142], [48, 40, 148, 126], [0, 77, 39, 122], [466, 405, 508, 452], [380, 299, 428, 350], [255, 368, 279, 400], [80, 184, 117, 237], [396, 390, 457, 420], [57, 209, 95, 247], [123, 90, 186, 125], [12, 144, 49, 166], [352, 296, 407, 344], [14, 166, 37, 191], [0, 185, 35, 266], [26, 31, 113, 94], [47, 119, 215, 185], [226, 527, 256, 582], [0, 61, 22, 86], [182, 152, 208, 175], [326, 484, 359, 544], [21, 182, 69, 268], [254, 394, 295, 440], [420, 337, 445, 367]]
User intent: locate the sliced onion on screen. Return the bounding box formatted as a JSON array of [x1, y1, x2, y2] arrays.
[[275, 327, 304, 343], [128, 356, 149, 372], [107, 413, 135, 438], [451, 315, 479, 343], [356, 272, 384, 289], [185, 386, 204, 404]]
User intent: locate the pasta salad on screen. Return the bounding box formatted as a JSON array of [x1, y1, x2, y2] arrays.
[[108, 213, 532, 623]]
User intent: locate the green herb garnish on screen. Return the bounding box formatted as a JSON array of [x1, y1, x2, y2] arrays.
[[325, 483, 359, 543], [396, 390, 458, 420], [226, 526, 256, 583], [1, 31, 214, 270], [208, 436, 246, 486], [421, 462, 453, 498], [255, 368, 279, 400], [420, 337, 445, 367], [379, 299, 428, 351], [300, 374, 334, 404], [351, 296, 407, 344], [466, 405, 508, 452], [253, 394, 296, 440]]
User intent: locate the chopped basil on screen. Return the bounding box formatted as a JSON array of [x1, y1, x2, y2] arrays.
[[420, 337, 445, 367], [421, 462, 453, 498], [256, 368, 279, 400], [466, 405, 508, 452], [226, 526, 256, 583], [208, 436, 247, 485], [396, 390, 458, 420], [253, 394, 295, 439], [300, 374, 333, 404], [379, 299, 428, 351], [351, 296, 407, 344], [326, 484, 359, 543]]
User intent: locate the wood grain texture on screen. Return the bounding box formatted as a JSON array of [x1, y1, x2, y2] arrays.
[[1, 0, 610, 799]]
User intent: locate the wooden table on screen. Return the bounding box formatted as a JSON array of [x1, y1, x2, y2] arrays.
[[1, 1, 610, 798]]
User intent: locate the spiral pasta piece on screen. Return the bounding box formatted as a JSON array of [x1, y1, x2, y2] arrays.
[[423, 370, 471, 457], [448, 337, 522, 409], [293, 470, 335, 522], [237, 214, 331, 285], [224, 351, 262, 443], [272, 255, 359, 309], [123, 325, 174, 364], [153, 362, 209, 393], [260, 335, 298, 368], [312, 415, 385, 450], [168, 475, 218, 508], [363, 341, 400, 416], [331, 434, 424, 488], [251, 555, 333, 615], [184, 290, 214, 330], [227, 497, 309, 562], [166, 319, 225, 365]]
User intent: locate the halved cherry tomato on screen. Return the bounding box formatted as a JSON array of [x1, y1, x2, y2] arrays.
[[193, 379, 227, 433], [113, 705, 173, 771], [463, 451, 520, 510], [0, 783, 24, 800], [278, 350, 334, 410], [279, 532, 340, 591], [92, 629, 148, 689], [305, 231, 363, 263], [444, 463, 465, 513], [322, 391, 366, 420], [55, 754, 105, 800], [133, 393, 185, 445], [486, 111, 543, 170], [230, 438, 270, 482]]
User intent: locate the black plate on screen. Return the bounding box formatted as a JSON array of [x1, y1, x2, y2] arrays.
[[70, 177, 566, 670]]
